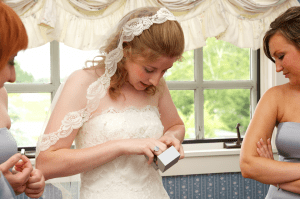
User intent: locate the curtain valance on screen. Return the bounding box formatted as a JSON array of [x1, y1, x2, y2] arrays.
[[4, 0, 300, 51]]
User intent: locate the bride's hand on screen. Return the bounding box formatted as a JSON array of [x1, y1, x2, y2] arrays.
[[159, 134, 184, 159], [256, 138, 274, 160], [121, 138, 167, 165]]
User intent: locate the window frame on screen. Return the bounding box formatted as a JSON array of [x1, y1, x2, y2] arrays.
[[4, 41, 260, 152], [168, 48, 260, 143]]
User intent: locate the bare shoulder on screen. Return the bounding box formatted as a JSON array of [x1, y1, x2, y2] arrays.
[[0, 87, 10, 128], [0, 87, 8, 108], [56, 69, 103, 109], [261, 84, 286, 102], [65, 69, 100, 88]]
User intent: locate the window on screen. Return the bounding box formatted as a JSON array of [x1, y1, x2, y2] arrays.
[[164, 37, 258, 141], [6, 41, 99, 147], [6, 38, 258, 147]]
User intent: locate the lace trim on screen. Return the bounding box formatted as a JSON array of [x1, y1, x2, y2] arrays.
[[38, 8, 176, 152], [105, 8, 177, 80], [91, 105, 160, 118], [39, 74, 110, 152]]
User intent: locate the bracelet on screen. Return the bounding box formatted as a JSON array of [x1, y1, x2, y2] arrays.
[[277, 184, 280, 190]]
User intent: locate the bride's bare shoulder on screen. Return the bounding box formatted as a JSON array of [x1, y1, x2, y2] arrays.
[[57, 68, 105, 104], [65, 68, 104, 88]]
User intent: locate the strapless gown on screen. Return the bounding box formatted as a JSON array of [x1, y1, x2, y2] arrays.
[[0, 127, 18, 164], [75, 105, 170, 199], [0, 128, 18, 198], [266, 122, 300, 198]]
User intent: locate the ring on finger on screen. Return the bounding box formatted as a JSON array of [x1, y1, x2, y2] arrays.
[[153, 146, 159, 152]]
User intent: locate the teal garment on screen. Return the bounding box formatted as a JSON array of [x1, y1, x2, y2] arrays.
[[0, 128, 18, 164], [0, 171, 16, 199], [265, 122, 300, 198]]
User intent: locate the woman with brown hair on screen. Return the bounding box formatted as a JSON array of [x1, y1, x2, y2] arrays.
[[240, 6, 300, 198], [0, 2, 45, 198], [36, 7, 185, 198]]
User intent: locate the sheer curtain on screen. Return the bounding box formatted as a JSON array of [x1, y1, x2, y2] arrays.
[[4, 0, 300, 198]]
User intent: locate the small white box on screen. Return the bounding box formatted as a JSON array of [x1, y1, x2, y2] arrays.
[[157, 146, 180, 172], [145, 146, 180, 172]]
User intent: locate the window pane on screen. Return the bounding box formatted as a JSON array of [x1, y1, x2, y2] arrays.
[[164, 50, 194, 81], [204, 89, 250, 138], [13, 43, 50, 83], [170, 90, 195, 139], [203, 37, 250, 81], [8, 93, 51, 147], [60, 43, 100, 82]]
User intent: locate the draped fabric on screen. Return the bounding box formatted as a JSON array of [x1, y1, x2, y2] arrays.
[[3, 0, 300, 51]]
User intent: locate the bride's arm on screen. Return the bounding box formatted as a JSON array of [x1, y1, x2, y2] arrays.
[[36, 70, 168, 180], [158, 78, 185, 158], [36, 70, 121, 180], [240, 86, 300, 185]]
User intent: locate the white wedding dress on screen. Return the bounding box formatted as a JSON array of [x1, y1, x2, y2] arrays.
[[35, 8, 178, 199], [75, 105, 170, 199]]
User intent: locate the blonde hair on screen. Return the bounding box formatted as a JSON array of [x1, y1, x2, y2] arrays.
[[87, 7, 185, 100]]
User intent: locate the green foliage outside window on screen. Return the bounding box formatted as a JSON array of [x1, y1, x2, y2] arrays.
[[9, 37, 253, 145], [165, 37, 251, 139], [14, 62, 34, 83]]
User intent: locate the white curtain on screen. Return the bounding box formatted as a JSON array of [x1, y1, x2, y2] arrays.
[[3, 0, 300, 51]]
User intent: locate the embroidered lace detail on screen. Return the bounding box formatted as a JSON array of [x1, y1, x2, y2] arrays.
[[105, 8, 177, 81], [76, 105, 164, 148], [93, 105, 160, 118], [75, 106, 168, 198], [122, 8, 176, 42], [38, 74, 110, 152], [38, 8, 176, 152]]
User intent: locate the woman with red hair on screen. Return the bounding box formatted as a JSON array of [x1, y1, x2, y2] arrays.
[[0, 2, 45, 198]]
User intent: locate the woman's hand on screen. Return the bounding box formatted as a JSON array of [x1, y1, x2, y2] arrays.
[[0, 153, 32, 195], [256, 138, 274, 160], [121, 138, 168, 165], [159, 134, 184, 160], [24, 169, 45, 198], [13, 155, 45, 198]]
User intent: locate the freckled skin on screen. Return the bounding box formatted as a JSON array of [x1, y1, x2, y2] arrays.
[[124, 55, 177, 91]]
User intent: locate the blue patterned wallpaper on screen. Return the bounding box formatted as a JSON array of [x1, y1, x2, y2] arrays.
[[163, 173, 269, 199], [16, 172, 269, 199]]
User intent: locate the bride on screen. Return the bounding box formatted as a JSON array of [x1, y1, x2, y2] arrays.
[[36, 7, 185, 198]]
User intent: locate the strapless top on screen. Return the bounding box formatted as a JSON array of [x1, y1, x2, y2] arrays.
[[276, 122, 300, 162], [0, 128, 17, 164], [75, 105, 170, 199], [266, 122, 300, 198]]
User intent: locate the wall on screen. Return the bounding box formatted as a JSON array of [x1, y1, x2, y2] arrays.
[[163, 173, 269, 199], [16, 172, 269, 199]]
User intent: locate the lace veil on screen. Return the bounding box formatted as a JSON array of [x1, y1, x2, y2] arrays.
[[35, 7, 177, 198]]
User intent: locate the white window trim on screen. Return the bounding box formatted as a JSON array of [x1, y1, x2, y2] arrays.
[[167, 48, 258, 139], [160, 50, 282, 177], [14, 42, 276, 176], [5, 41, 60, 100]]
